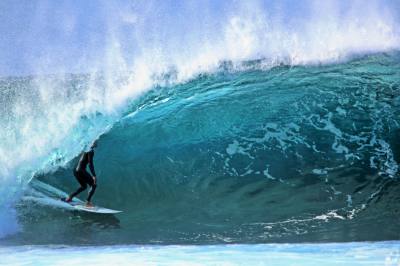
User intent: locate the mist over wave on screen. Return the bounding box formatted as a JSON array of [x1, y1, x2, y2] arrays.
[[0, 0, 400, 239]]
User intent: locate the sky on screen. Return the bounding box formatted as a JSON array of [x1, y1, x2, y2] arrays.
[[0, 0, 110, 76]]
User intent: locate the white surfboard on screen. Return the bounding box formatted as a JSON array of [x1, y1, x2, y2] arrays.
[[66, 201, 122, 214], [26, 180, 122, 214]]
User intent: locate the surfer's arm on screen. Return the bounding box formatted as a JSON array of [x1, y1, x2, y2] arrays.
[[88, 150, 96, 178]]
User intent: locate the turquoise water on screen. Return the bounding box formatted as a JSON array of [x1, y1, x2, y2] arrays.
[[1, 53, 398, 245], [1, 1, 400, 264]]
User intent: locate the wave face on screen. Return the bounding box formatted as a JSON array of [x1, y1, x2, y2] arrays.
[[3, 53, 399, 245], [1, 0, 400, 243]]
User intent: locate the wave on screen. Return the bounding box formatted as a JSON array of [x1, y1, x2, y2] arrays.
[[1, 242, 400, 265], [1, 53, 399, 244], [2, 0, 400, 77], [1, 0, 400, 240]]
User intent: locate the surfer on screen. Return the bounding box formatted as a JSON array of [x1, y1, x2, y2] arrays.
[[62, 141, 98, 207]]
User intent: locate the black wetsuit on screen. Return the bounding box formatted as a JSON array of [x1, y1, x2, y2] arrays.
[[69, 149, 97, 202]]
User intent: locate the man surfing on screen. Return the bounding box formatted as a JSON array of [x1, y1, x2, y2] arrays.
[[62, 141, 98, 207]]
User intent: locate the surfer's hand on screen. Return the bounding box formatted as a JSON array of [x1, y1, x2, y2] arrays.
[[93, 176, 97, 185]]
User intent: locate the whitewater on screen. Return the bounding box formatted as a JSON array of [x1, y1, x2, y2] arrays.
[[0, 0, 400, 264]]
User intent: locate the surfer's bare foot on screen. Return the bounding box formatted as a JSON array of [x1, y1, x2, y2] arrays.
[[62, 197, 72, 203], [85, 201, 94, 208]]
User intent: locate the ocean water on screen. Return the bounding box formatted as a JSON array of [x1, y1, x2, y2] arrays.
[[1, 53, 399, 246], [1, 0, 400, 264], [1, 242, 399, 266]]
